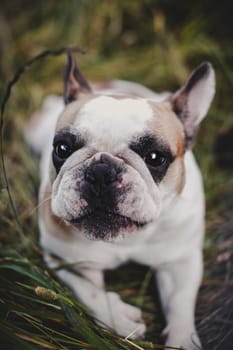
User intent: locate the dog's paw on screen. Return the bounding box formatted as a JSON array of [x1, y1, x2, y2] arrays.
[[106, 292, 146, 339], [164, 326, 202, 350]]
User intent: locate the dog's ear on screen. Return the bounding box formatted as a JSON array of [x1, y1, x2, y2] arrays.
[[171, 62, 215, 148], [64, 50, 92, 104]]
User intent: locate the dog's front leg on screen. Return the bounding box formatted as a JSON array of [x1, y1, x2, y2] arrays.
[[156, 250, 202, 350], [44, 254, 146, 339]]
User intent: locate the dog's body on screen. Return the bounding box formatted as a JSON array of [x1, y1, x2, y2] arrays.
[[25, 53, 215, 349]]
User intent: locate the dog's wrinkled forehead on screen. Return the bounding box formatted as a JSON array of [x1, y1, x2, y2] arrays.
[[56, 93, 184, 156], [74, 96, 153, 147]]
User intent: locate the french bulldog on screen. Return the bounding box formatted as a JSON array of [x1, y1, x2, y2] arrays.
[[25, 51, 215, 349]]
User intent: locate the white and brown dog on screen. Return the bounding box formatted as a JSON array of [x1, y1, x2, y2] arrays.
[[25, 52, 215, 349]]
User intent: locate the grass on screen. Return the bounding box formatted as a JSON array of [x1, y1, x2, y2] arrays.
[[1, 1, 233, 349]]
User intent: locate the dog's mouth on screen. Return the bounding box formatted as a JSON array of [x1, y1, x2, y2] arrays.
[[70, 210, 147, 240]]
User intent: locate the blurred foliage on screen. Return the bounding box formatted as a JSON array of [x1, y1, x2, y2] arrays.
[[0, 0, 233, 349]]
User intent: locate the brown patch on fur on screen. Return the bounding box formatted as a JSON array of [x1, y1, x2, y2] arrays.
[[165, 157, 185, 193], [148, 101, 185, 155], [55, 94, 93, 131], [91, 81, 113, 90], [40, 183, 74, 240], [176, 132, 185, 158], [148, 101, 186, 193], [170, 89, 187, 121]]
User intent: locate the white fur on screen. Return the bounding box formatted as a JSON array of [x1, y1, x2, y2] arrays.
[[25, 70, 215, 349], [76, 96, 154, 152]]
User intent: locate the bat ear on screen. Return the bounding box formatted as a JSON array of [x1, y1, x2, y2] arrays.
[[64, 50, 92, 104], [171, 62, 215, 148]]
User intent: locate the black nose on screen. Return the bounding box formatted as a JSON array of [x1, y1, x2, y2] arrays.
[[85, 163, 117, 185], [85, 158, 118, 186]]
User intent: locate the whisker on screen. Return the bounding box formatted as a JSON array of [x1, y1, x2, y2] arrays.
[[28, 196, 52, 216]]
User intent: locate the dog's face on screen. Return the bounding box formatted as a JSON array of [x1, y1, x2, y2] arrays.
[[49, 52, 215, 240]]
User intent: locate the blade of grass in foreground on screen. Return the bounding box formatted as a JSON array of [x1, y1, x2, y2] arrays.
[[0, 254, 171, 349]]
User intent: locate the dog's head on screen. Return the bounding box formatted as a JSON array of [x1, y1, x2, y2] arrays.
[[49, 51, 215, 240]]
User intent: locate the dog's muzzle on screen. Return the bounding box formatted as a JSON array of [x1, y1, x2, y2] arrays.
[[84, 153, 120, 196], [70, 153, 147, 240]]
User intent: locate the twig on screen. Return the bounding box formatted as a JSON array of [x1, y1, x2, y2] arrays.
[[0, 45, 85, 235]]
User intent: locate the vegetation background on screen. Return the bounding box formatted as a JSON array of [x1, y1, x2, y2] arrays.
[[0, 1, 232, 349]]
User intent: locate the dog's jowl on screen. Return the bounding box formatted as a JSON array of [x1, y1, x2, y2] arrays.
[[25, 51, 215, 350]]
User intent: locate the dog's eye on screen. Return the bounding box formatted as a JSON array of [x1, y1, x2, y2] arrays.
[[54, 142, 73, 159], [52, 131, 85, 173], [144, 151, 166, 167]]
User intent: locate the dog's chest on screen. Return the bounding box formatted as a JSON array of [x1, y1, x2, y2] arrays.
[[40, 206, 199, 271]]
